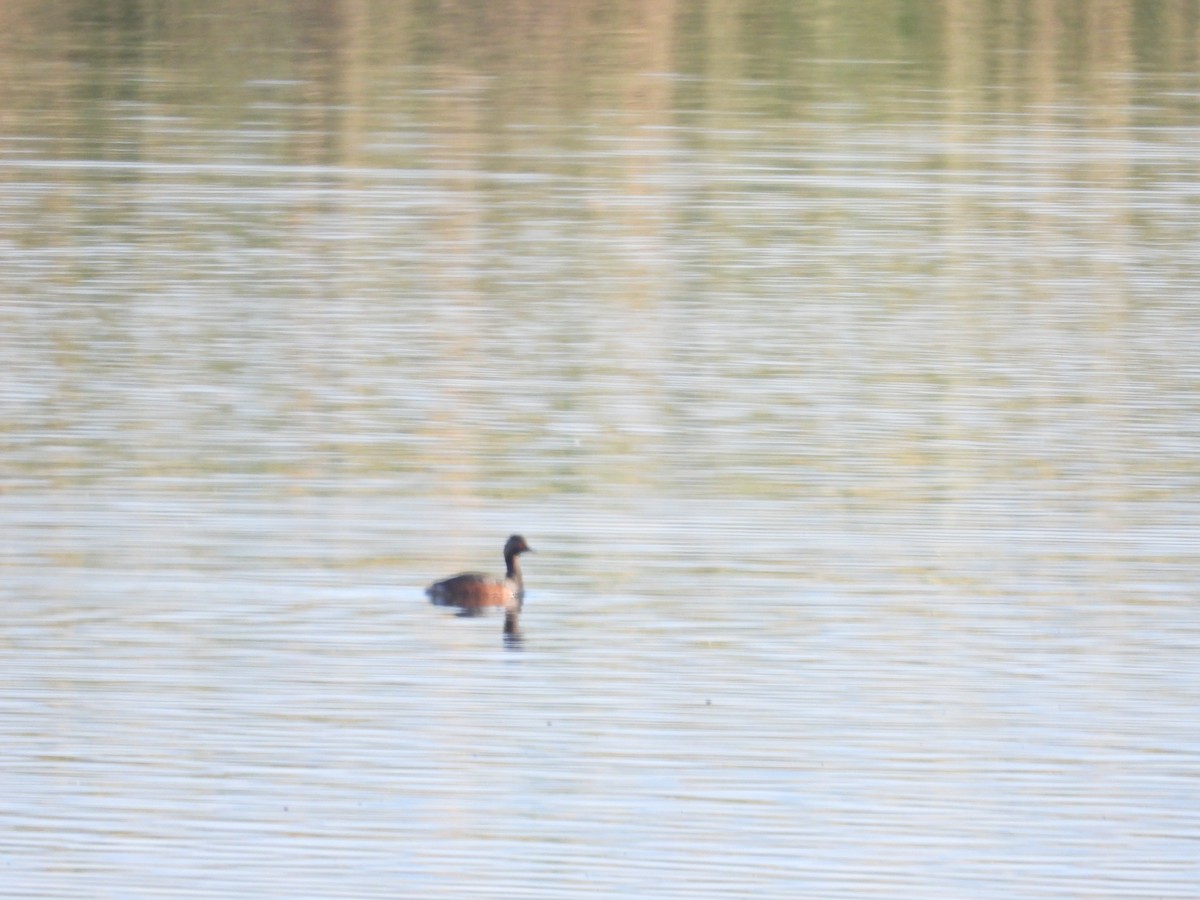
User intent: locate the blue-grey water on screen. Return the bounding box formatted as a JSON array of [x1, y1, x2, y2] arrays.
[[2, 4, 1199, 897]]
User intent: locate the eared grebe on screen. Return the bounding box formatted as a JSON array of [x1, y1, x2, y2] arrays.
[[426, 534, 533, 615]]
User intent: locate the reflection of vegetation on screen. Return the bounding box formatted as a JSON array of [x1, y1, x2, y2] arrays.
[[1, 0, 1197, 500], [1, 1, 1196, 175], [2, 1, 1197, 135]]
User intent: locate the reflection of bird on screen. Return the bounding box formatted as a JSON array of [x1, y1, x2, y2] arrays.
[[503, 610, 523, 648], [426, 535, 533, 615]]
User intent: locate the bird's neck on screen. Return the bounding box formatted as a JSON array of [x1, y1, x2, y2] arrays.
[[505, 552, 524, 597]]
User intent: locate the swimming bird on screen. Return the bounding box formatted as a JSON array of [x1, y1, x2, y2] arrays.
[[426, 535, 533, 615]]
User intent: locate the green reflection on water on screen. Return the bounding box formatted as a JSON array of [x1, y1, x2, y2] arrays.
[[1, 1, 1197, 505]]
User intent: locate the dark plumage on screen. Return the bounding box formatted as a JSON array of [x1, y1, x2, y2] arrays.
[[426, 535, 533, 615]]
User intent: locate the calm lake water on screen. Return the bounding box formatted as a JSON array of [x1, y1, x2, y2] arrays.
[[2, 2, 1199, 897]]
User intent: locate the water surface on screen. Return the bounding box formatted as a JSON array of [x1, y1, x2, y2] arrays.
[[2, 3, 1199, 897]]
